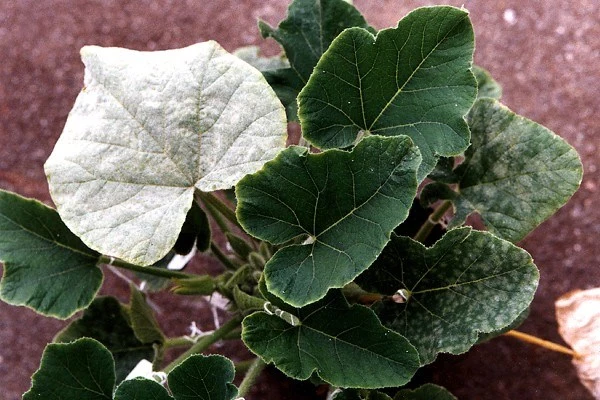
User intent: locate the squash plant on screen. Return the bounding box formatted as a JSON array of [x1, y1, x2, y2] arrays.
[[0, 0, 583, 399]]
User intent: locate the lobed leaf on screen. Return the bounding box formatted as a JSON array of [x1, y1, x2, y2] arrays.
[[0, 189, 101, 319], [449, 98, 583, 242], [236, 135, 420, 306], [357, 227, 539, 365], [298, 6, 477, 180], [260, 0, 372, 120], [242, 290, 420, 388], [23, 338, 115, 400], [44, 42, 287, 266]]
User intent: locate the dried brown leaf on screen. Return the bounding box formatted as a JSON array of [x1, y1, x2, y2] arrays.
[[556, 288, 600, 399]]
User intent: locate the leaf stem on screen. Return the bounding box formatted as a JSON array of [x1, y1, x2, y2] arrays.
[[503, 330, 581, 359], [237, 357, 267, 397], [99, 255, 193, 279], [163, 336, 194, 349], [163, 314, 243, 373], [203, 200, 231, 234], [196, 191, 242, 231], [413, 200, 452, 243], [211, 243, 240, 271]]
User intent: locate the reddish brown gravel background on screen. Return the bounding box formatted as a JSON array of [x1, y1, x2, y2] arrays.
[[1, 1, 599, 399]]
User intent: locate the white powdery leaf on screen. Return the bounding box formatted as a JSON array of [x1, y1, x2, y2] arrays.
[[45, 42, 286, 266], [556, 288, 600, 399]]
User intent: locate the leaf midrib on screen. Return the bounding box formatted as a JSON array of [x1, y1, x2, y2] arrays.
[[367, 14, 468, 131]]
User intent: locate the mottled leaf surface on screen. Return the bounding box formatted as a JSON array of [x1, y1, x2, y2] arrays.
[[242, 290, 419, 388], [168, 355, 238, 400], [0, 190, 101, 319], [23, 338, 115, 400], [473, 65, 502, 99], [394, 384, 457, 400], [450, 98, 583, 242], [45, 42, 286, 266], [115, 379, 174, 400], [298, 6, 476, 180], [357, 228, 538, 364], [260, 0, 372, 120], [54, 296, 154, 383], [236, 135, 420, 306]]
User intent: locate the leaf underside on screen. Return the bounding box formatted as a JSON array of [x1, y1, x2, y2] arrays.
[[44, 42, 287, 266], [450, 98, 583, 242], [236, 135, 420, 307], [357, 227, 539, 365], [0, 190, 101, 319], [298, 6, 477, 180], [242, 290, 419, 388]]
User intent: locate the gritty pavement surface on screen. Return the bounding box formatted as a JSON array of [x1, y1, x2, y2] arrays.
[[0, 1, 598, 399]]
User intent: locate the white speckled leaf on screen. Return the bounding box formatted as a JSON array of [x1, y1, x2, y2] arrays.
[[449, 98, 583, 242], [45, 42, 286, 266], [357, 227, 539, 365]]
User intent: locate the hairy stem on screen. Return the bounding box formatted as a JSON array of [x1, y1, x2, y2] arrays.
[[413, 200, 452, 243], [99, 255, 193, 279], [163, 314, 243, 373], [237, 357, 267, 397], [504, 330, 581, 358]]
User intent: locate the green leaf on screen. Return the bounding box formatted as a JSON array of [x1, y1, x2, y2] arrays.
[[114, 378, 174, 400], [473, 65, 502, 99], [54, 296, 154, 383], [331, 389, 392, 400], [44, 42, 287, 266], [259, 0, 372, 120], [476, 306, 529, 344], [298, 6, 477, 180], [242, 290, 420, 389], [394, 384, 457, 400], [129, 285, 166, 344], [23, 338, 115, 400], [168, 354, 238, 400], [449, 98, 583, 242], [236, 135, 420, 306], [357, 228, 539, 365], [0, 189, 101, 319], [174, 200, 210, 254]]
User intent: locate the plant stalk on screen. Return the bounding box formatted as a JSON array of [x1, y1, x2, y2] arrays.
[[211, 243, 240, 271], [413, 200, 452, 243], [503, 330, 581, 359], [163, 314, 243, 373], [237, 357, 267, 397], [196, 190, 242, 231], [99, 255, 193, 279]]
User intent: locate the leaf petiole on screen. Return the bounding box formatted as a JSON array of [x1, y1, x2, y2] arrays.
[[237, 357, 267, 397], [503, 330, 581, 359], [195, 190, 242, 231], [163, 314, 243, 373], [99, 255, 194, 279], [413, 200, 453, 243]]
